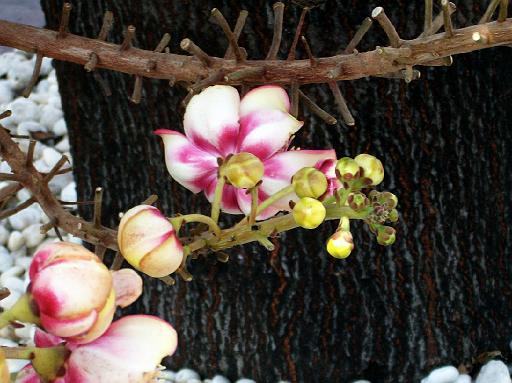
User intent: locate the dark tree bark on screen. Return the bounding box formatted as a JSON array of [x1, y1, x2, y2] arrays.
[[39, 1, 512, 382]]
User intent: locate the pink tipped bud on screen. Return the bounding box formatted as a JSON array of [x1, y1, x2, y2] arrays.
[[29, 242, 115, 344], [118, 205, 183, 278]]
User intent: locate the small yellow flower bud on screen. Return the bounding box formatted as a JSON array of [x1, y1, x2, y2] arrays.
[[388, 209, 399, 222], [326, 230, 354, 259], [292, 167, 328, 199], [354, 154, 384, 186], [292, 197, 326, 229], [377, 226, 396, 246], [335, 157, 360, 180], [347, 192, 369, 211], [224, 152, 264, 189]]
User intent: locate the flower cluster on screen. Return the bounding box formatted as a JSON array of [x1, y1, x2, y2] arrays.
[[0, 242, 177, 382]]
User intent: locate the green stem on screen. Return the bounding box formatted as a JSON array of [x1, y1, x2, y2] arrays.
[[210, 175, 226, 224], [256, 185, 294, 216], [0, 346, 34, 360], [2, 345, 68, 381], [170, 214, 221, 237], [248, 187, 258, 226], [0, 293, 40, 329]]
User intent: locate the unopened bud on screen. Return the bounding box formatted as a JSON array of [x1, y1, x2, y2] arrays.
[[380, 192, 398, 209], [335, 157, 360, 180], [326, 230, 354, 259], [292, 197, 326, 229], [388, 209, 399, 222], [347, 192, 369, 211], [354, 154, 384, 186], [224, 152, 264, 189], [377, 226, 396, 246], [292, 167, 328, 199]]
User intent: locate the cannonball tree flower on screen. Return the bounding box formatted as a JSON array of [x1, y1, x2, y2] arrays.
[[16, 316, 177, 383], [118, 205, 183, 278], [156, 85, 337, 219], [28, 242, 116, 344]]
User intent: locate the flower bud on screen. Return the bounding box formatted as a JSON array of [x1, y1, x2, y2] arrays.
[[29, 242, 115, 344], [335, 157, 360, 180], [292, 167, 328, 199], [118, 205, 183, 278], [326, 230, 354, 259], [292, 197, 326, 229], [377, 226, 396, 246], [380, 192, 398, 209], [388, 209, 399, 223], [224, 152, 264, 189], [347, 192, 369, 211], [354, 154, 384, 186]]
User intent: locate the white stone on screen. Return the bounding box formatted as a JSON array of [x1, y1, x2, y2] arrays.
[[14, 323, 36, 341], [0, 52, 25, 77], [55, 136, 70, 152], [22, 224, 45, 248], [212, 375, 230, 383], [236, 380, 257, 383], [67, 235, 82, 245], [0, 161, 11, 174], [48, 96, 62, 109], [10, 98, 39, 123], [0, 289, 20, 310], [476, 360, 511, 383], [60, 181, 77, 205], [187, 380, 202, 383], [9, 205, 41, 231], [18, 121, 47, 136], [9, 246, 27, 259], [53, 118, 67, 136], [38, 57, 53, 76], [49, 172, 73, 194], [2, 276, 25, 293], [455, 374, 472, 383], [0, 80, 13, 104], [33, 158, 52, 173], [7, 231, 25, 252], [0, 246, 13, 272], [425, 366, 459, 383], [7, 60, 34, 90], [0, 225, 9, 245], [15, 256, 33, 270], [159, 370, 177, 381], [36, 79, 50, 95], [175, 369, 200, 382], [49, 83, 59, 95], [40, 104, 63, 130], [42, 147, 62, 168], [0, 265, 24, 283]]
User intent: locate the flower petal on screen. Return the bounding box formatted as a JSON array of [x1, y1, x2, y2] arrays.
[[204, 180, 242, 214], [34, 329, 64, 348], [240, 85, 290, 117], [260, 149, 337, 211], [238, 110, 303, 160], [315, 158, 342, 195], [67, 315, 177, 383], [155, 130, 218, 193], [111, 269, 143, 308], [184, 85, 240, 156]]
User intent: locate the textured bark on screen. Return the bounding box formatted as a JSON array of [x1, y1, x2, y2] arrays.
[[40, 1, 512, 382]]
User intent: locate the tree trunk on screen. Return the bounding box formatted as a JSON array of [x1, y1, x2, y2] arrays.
[[39, 0, 512, 382]]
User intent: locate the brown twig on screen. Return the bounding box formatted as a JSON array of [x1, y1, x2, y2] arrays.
[[142, 194, 158, 205], [120, 25, 136, 51], [154, 33, 171, 53], [0, 197, 35, 220], [372, 7, 401, 48], [0, 183, 22, 204], [328, 82, 355, 126], [290, 82, 299, 118], [499, 0, 509, 22], [211, 8, 245, 62], [420, 2, 457, 37], [180, 38, 213, 67], [301, 36, 317, 67], [22, 52, 43, 97], [344, 17, 373, 54], [424, 0, 433, 35], [480, 0, 501, 24], [190, 71, 226, 93], [224, 67, 265, 82], [266, 2, 285, 60], [57, 3, 72, 39], [442, 0, 454, 37], [0, 111, 11, 120], [110, 252, 124, 270], [287, 7, 309, 60], [84, 52, 98, 72], [93, 187, 103, 228], [98, 11, 114, 41], [130, 76, 143, 104], [224, 10, 249, 59], [299, 90, 337, 125]]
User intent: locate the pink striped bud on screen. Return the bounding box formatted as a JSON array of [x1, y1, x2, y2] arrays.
[[118, 205, 183, 278], [29, 242, 115, 344]]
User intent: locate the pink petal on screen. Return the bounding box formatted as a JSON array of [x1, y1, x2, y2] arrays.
[[40, 309, 98, 339], [155, 130, 218, 193], [111, 269, 143, 308], [233, 187, 281, 220], [34, 328, 64, 348], [315, 158, 342, 195], [240, 85, 290, 117], [184, 85, 240, 157], [260, 149, 337, 210], [67, 315, 177, 383], [13, 365, 41, 383], [238, 110, 303, 160], [204, 179, 242, 214]]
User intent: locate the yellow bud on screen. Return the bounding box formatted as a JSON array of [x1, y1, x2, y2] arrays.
[[354, 154, 384, 186], [326, 230, 354, 259], [292, 197, 326, 229], [224, 152, 264, 189], [335, 157, 360, 180], [292, 167, 328, 199]]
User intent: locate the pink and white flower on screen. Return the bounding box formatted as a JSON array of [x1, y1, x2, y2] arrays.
[[156, 85, 337, 219], [29, 243, 142, 344], [16, 316, 177, 383], [118, 205, 183, 278]]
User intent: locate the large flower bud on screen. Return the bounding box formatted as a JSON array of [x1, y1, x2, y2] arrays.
[[326, 230, 354, 259], [292, 167, 328, 199], [66, 315, 178, 383], [354, 154, 384, 186], [29, 242, 115, 344], [292, 197, 326, 229], [118, 205, 183, 278], [224, 152, 264, 189], [335, 157, 360, 181]]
